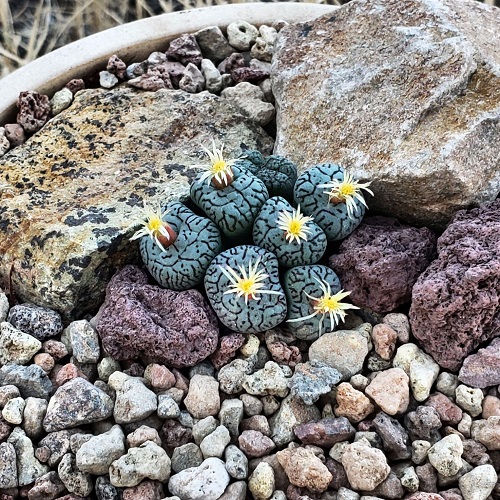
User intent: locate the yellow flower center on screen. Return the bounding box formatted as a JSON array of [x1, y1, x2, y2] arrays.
[[288, 219, 303, 236], [338, 183, 355, 198], [147, 217, 163, 233], [239, 278, 256, 296], [212, 160, 227, 173], [314, 295, 340, 313]]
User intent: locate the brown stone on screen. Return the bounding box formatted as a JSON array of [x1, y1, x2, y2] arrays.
[[0, 87, 272, 318], [273, 0, 500, 229], [294, 417, 355, 448], [365, 368, 410, 415], [335, 382, 374, 423], [372, 323, 398, 360], [426, 393, 463, 425]]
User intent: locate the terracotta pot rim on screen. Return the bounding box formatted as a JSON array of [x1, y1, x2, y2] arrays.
[[0, 2, 336, 124]]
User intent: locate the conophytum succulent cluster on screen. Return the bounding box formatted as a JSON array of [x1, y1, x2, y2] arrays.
[[130, 141, 373, 340]]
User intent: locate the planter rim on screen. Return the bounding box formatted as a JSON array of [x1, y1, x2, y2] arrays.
[[0, 2, 336, 124]]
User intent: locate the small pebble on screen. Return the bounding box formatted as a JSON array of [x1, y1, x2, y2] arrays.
[[171, 443, 203, 473], [50, 87, 73, 115], [227, 20, 259, 51], [99, 70, 119, 89], [157, 394, 181, 419], [2, 396, 25, 424], [225, 444, 248, 479], [200, 425, 230, 458], [184, 375, 220, 419], [365, 368, 410, 415], [179, 63, 205, 93], [238, 429, 276, 458], [248, 461, 275, 500], [4, 123, 26, 147], [458, 464, 497, 500], [427, 434, 464, 477], [455, 385, 484, 417]]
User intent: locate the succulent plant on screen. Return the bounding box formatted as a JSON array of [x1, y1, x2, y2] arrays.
[[189, 142, 269, 239], [252, 196, 327, 267], [132, 201, 222, 290], [204, 245, 287, 334], [294, 163, 372, 241], [238, 150, 298, 200], [284, 264, 357, 340]]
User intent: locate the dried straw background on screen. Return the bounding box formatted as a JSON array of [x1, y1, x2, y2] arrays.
[[0, 0, 498, 78]]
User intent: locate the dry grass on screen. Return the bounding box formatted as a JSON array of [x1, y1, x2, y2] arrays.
[[0, 0, 497, 78]]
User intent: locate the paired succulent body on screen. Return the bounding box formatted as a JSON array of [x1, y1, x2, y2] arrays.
[[130, 143, 372, 337]]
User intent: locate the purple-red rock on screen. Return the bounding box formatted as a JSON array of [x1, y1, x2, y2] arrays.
[[294, 417, 355, 447], [404, 406, 442, 442], [238, 430, 276, 458], [128, 67, 173, 91], [16, 91, 51, 134], [425, 393, 463, 425], [416, 463, 438, 493], [107, 55, 127, 79], [329, 217, 436, 313], [210, 334, 245, 370], [265, 328, 301, 368], [96, 266, 219, 368], [326, 458, 351, 490], [122, 480, 164, 500], [64, 79, 85, 94], [156, 61, 185, 87], [218, 53, 245, 74], [410, 200, 500, 371], [458, 337, 500, 388], [231, 67, 269, 84], [4, 123, 26, 147], [159, 419, 193, 455], [166, 34, 203, 66]]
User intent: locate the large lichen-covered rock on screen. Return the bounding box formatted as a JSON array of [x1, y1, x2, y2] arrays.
[[330, 217, 437, 313], [410, 200, 500, 371], [0, 87, 272, 318], [272, 0, 500, 228], [96, 265, 219, 368]]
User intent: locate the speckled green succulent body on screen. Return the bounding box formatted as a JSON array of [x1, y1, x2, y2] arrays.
[[190, 165, 268, 239], [204, 245, 287, 334], [252, 196, 327, 268], [139, 202, 222, 290], [294, 163, 365, 241], [284, 265, 342, 340], [238, 150, 297, 200]]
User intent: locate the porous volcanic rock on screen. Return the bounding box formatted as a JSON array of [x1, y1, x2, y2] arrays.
[[0, 86, 273, 318], [96, 265, 219, 368], [329, 217, 436, 312], [458, 337, 500, 388], [410, 200, 500, 371], [272, 0, 500, 228]]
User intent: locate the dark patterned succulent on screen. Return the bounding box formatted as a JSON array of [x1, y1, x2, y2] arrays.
[[294, 163, 373, 241], [238, 150, 298, 200], [190, 142, 269, 239], [204, 245, 287, 334], [252, 196, 327, 267], [284, 264, 358, 340], [133, 201, 222, 290]]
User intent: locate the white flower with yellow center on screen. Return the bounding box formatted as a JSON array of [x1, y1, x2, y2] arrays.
[[129, 203, 176, 252], [194, 141, 241, 188], [277, 205, 314, 244], [287, 277, 359, 336], [318, 171, 373, 219], [219, 257, 283, 305]]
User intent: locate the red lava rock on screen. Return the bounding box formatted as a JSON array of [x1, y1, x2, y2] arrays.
[[241, 415, 271, 436], [231, 67, 269, 83], [238, 429, 276, 457], [210, 334, 246, 370], [166, 34, 203, 66], [122, 480, 164, 500], [96, 265, 219, 368], [425, 393, 463, 425], [294, 417, 355, 447], [42, 340, 68, 360], [330, 216, 436, 313], [128, 67, 173, 91], [410, 200, 500, 371], [265, 328, 301, 368], [53, 363, 87, 387], [107, 54, 127, 79], [160, 419, 193, 455], [458, 337, 500, 388], [439, 489, 462, 500], [3, 123, 26, 147], [371, 323, 398, 360], [218, 52, 245, 74], [64, 79, 85, 94], [16, 91, 51, 134], [404, 405, 442, 441], [155, 61, 186, 87]]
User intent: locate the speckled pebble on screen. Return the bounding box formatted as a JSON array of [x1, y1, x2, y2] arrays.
[[366, 368, 410, 415], [200, 425, 230, 458], [126, 425, 161, 448], [23, 396, 47, 439], [470, 416, 500, 450], [2, 396, 25, 424], [427, 435, 463, 477], [171, 443, 203, 473], [201, 58, 222, 93], [179, 62, 205, 93], [99, 70, 119, 89], [66, 320, 100, 364], [195, 26, 233, 62], [238, 429, 276, 458], [243, 361, 290, 398], [248, 461, 275, 500], [335, 382, 375, 423], [455, 385, 484, 417], [184, 375, 220, 419], [50, 87, 73, 115], [157, 394, 181, 419], [458, 464, 497, 500], [371, 323, 398, 360], [225, 444, 248, 479], [290, 361, 342, 405], [0, 321, 42, 365]]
